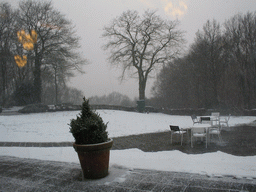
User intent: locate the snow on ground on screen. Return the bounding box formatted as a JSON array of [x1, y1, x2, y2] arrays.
[[0, 110, 256, 178], [0, 147, 255, 178], [0, 110, 255, 142]]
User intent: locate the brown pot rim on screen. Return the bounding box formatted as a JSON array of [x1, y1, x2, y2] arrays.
[[73, 138, 113, 152]]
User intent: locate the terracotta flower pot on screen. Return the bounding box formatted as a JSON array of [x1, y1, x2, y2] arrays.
[[73, 139, 113, 179]]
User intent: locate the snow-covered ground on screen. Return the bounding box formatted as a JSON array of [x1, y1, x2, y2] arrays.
[[0, 110, 256, 178], [0, 110, 254, 142]]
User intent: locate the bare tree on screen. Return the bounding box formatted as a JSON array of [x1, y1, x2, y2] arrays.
[[0, 3, 18, 106], [188, 19, 224, 108], [224, 12, 256, 109], [152, 12, 256, 111], [17, 0, 86, 103], [102, 10, 184, 101]]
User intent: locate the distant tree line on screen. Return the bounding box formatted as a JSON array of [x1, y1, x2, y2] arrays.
[[88, 92, 136, 107], [151, 12, 256, 111], [0, 1, 86, 107]]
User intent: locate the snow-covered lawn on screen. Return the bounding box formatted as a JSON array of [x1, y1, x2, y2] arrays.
[[1, 110, 256, 178], [0, 110, 254, 142]]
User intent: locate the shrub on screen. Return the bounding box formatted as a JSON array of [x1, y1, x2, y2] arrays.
[[18, 104, 49, 113], [69, 97, 108, 144]]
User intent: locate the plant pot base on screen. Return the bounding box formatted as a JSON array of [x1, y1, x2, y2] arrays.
[[73, 139, 113, 179]]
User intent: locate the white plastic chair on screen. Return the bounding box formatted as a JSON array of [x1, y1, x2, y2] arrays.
[[191, 127, 207, 148], [200, 117, 211, 124], [170, 125, 187, 146], [211, 112, 220, 117], [209, 125, 222, 143], [191, 114, 200, 125], [211, 112, 220, 126], [219, 114, 231, 127]]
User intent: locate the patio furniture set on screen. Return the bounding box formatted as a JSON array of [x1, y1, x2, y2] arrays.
[[170, 113, 231, 148]]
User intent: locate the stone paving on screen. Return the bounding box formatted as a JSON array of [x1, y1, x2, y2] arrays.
[[1, 155, 256, 192]]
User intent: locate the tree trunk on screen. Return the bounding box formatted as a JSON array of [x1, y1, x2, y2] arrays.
[[54, 68, 58, 105], [0, 59, 6, 106], [139, 83, 145, 100], [138, 74, 146, 101], [34, 57, 41, 104], [137, 72, 146, 112]]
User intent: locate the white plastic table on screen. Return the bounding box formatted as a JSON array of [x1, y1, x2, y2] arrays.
[[192, 124, 212, 145]]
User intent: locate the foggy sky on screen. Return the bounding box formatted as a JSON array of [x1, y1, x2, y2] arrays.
[[6, 0, 256, 99]]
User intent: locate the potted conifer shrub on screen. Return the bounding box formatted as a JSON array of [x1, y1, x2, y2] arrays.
[[69, 97, 113, 179]]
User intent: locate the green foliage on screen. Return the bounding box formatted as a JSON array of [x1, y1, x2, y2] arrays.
[[69, 97, 108, 144]]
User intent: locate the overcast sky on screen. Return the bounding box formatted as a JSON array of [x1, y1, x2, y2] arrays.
[[6, 0, 256, 99]]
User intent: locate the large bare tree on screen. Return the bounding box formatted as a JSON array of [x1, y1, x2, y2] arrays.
[[0, 3, 17, 106], [17, 0, 86, 103], [102, 10, 184, 101]]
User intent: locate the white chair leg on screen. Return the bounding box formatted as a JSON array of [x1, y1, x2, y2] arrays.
[[219, 133, 222, 143], [206, 135, 207, 148]]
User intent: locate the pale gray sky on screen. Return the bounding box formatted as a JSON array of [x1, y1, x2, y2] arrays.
[[6, 0, 256, 99]]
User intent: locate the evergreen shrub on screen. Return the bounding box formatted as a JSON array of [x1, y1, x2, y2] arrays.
[[69, 97, 108, 144]]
